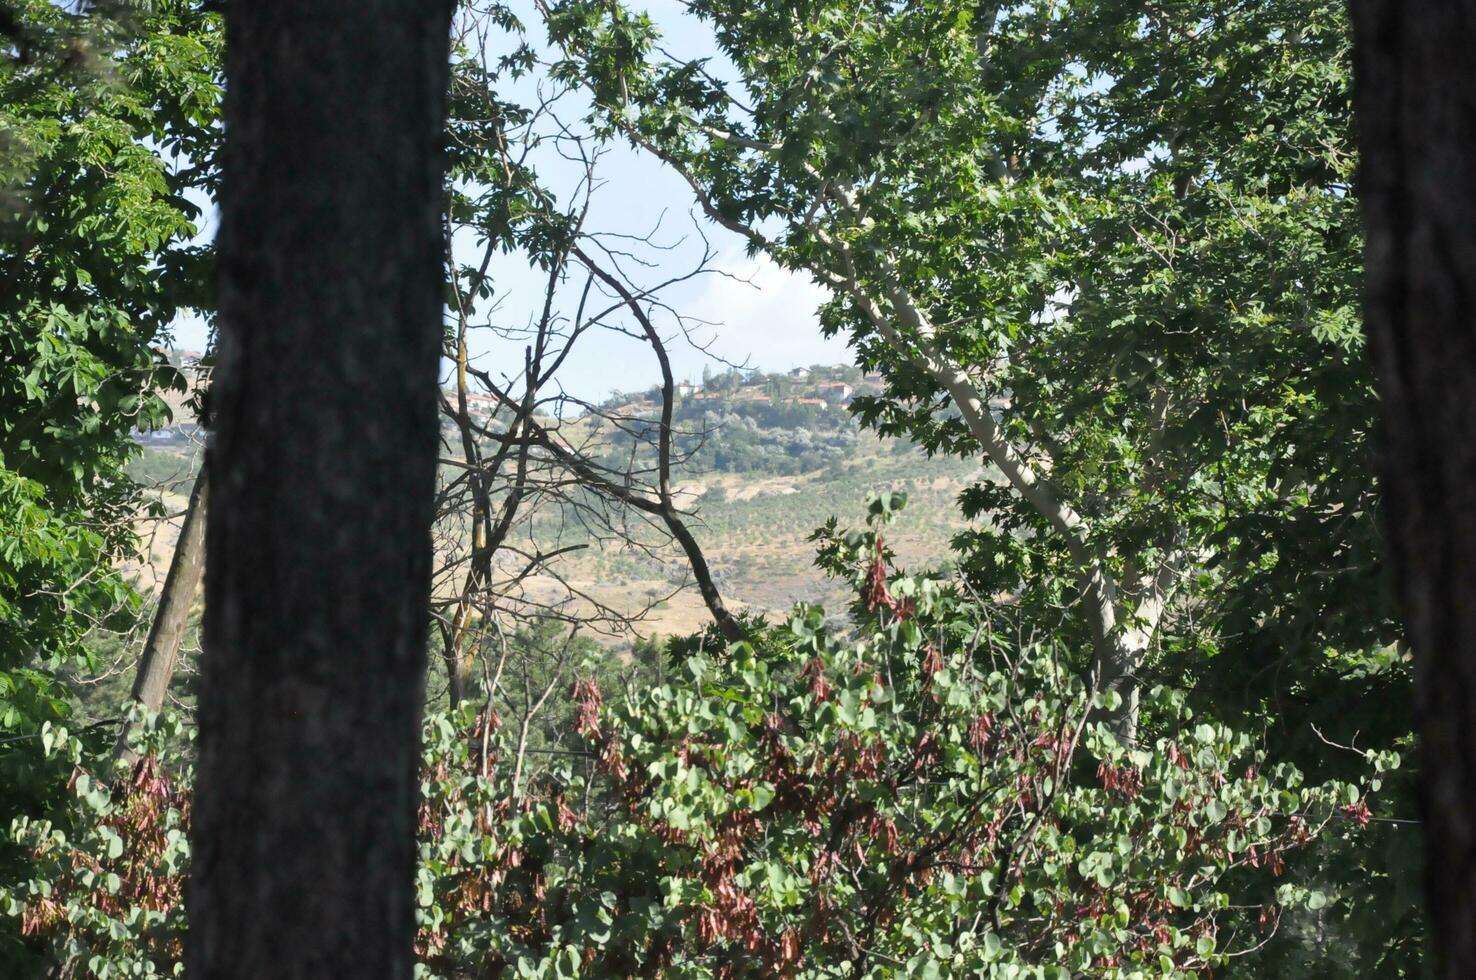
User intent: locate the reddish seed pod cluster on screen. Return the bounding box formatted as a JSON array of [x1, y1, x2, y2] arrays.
[[863, 536, 914, 620], [967, 712, 995, 753], [22, 756, 190, 967], [1342, 799, 1372, 828], [571, 678, 603, 737], [1097, 760, 1143, 800], [802, 657, 832, 701]]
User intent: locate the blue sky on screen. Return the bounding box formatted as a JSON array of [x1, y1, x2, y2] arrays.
[[168, 0, 850, 402]]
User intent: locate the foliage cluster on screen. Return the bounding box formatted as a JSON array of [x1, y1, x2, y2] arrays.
[[0, 2, 219, 964], [593, 366, 874, 477], [0, 0, 1423, 975], [2, 506, 1389, 978], [678, 409, 857, 476], [541, 0, 1416, 968]]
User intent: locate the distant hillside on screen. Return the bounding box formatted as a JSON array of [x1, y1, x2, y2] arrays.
[[594, 365, 882, 477], [125, 364, 987, 641]]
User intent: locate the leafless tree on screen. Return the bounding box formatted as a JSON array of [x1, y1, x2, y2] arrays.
[[431, 16, 744, 710], [101, 9, 746, 800]]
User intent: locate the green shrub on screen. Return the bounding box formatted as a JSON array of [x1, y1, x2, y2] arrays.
[[3, 508, 1385, 978]]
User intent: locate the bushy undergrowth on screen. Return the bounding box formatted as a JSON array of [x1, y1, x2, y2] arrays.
[[2, 514, 1390, 979]]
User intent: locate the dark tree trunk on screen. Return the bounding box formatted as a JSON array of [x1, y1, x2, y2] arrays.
[[1351, 4, 1476, 975], [112, 469, 208, 769], [189, 3, 455, 978]]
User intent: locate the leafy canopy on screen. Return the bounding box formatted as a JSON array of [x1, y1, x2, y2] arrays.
[[0, 1, 220, 968], [4, 503, 1378, 978], [540, 0, 1413, 968]]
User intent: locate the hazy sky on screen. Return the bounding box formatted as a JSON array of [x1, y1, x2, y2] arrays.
[[168, 1, 849, 403]]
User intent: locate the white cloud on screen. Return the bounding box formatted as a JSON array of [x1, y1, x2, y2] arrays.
[[669, 250, 846, 378]]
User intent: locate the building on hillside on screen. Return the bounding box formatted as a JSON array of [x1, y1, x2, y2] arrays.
[[609, 399, 661, 416], [817, 381, 854, 401], [676, 381, 698, 398], [460, 393, 498, 419], [152, 347, 204, 370], [795, 397, 828, 408], [789, 366, 812, 381]]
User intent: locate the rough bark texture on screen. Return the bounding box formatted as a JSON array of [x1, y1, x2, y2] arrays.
[[189, 3, 455, 978], [112, 470, 208, 767], [1351, 4, 1476, 975]]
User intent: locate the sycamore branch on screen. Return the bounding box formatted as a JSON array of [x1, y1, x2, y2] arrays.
[[546, 14, 1173, 731]]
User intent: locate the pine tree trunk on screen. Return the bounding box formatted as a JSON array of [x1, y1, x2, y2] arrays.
[[111, 470, 207, 768], [1351, 4, 1476, 975], [188, 3, 455, 977]]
